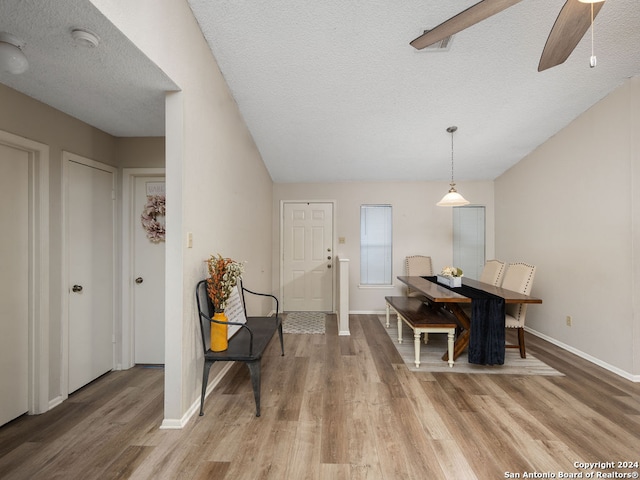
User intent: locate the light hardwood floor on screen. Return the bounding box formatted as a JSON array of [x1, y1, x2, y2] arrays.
[[1, 314, 639, 479]]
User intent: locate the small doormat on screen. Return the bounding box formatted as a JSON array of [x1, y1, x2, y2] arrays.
[[379, 314, 563, 376], [283, 312, 326, 334]]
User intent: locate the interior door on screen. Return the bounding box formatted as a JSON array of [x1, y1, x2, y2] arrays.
[[0, 143, 29, 426], [67, 156, 115, 393], [133, 176, 165, 364], [282, 202, 333, 311]]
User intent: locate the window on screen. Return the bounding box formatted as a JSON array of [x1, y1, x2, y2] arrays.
[[360, 204, 392, 285]]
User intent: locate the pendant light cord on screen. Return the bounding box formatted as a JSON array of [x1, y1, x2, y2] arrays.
[[450, 130, 454, 185], [447, 125, 457, 187]]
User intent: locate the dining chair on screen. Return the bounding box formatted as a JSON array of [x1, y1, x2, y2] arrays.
[[501, 262, 536, 358], [405, 255, 433, 297], [479, 259, 506, 286]]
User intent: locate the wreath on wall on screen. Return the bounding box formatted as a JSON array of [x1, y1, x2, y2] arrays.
[[141, 194, 166, 242]]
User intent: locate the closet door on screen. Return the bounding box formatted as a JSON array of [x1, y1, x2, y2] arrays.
[[66, 154, 115, 393], [0, 143, 29, 426]]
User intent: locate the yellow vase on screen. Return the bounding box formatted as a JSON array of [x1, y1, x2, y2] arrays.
[[210, 311, 228, 352]]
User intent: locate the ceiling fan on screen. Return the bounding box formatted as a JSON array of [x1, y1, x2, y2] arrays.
[[410, 0, 605, 71]]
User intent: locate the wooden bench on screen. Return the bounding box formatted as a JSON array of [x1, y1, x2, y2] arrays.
[[196, 279, 284, 417], [385, 296, 457, 368]]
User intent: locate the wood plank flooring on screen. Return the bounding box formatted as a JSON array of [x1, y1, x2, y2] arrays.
[[1, 314, 639, 479]]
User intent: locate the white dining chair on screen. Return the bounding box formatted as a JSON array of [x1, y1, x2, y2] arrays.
[[404, 255, 433, 297], [501, 262, 536, 358], [479, 259, 506, 286]]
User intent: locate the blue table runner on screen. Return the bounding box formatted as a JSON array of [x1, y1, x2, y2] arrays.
[[422, 276, 506, 365]]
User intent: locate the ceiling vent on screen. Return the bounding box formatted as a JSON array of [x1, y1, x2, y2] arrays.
[[417, 30, 454, 52]]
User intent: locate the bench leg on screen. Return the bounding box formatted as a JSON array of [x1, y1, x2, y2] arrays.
[[278, 322, 285, 356], [385, 302, 390, 328], [199, 360, 215, 416], [246, 361, 262, 417], [414, 331, 421, 368], [447, 331, 455, 368]]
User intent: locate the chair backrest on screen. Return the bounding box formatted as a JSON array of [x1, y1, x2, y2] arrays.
[[195, 279, 213, 354], [501, 263, 536, 321], [405, 255, 433, 276], [479, 259, 506, 286], [405, 255, 433, 296]]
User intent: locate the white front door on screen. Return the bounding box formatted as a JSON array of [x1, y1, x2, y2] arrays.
[[282, 202, 334, 311], [66, 154, 115, 393], [0, 143, 29, 426], [133, 175, 165, 364]]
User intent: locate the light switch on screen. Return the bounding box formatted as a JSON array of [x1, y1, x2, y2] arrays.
[[187, 232, 193, 248], [339, 237, 346, 244]]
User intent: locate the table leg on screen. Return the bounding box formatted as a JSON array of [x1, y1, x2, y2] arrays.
[[414, 331, 421, 368], [397, 315, 403, 343], [442, 302, 471, 362], [386, 302, 390, 328]]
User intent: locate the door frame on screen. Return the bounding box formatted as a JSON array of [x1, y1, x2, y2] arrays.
[[279, 200, 337, 312], [0, 130, 50, 415], [61, 151, 117, 398], [121, 168, 165, 369]]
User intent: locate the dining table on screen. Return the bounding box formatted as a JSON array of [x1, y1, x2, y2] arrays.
[[396, 276, 542, 364]]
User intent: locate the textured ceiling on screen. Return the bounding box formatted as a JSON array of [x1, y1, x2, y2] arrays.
[[1, 1, 638, 183], [0, 0, 177, 137], [188, 0, 640, 182]]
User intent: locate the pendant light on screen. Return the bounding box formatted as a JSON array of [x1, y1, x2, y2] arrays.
[[578, 0, 605, 68], [437, 126, 470, 207]]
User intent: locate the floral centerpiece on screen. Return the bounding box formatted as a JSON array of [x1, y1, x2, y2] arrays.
[[206, 254, 244, 312], [437, 266, 463, 288]]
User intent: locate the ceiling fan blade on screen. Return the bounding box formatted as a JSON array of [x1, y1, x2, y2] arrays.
[[410, 0, 523, 50], [538, 0, 605, 71]]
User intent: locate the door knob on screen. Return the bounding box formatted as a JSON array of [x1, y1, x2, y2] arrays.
[[72, 285, 83, 293], [135, 277, 144, 284], [327, 256, 332, 260], [327, 264, 332, 269]]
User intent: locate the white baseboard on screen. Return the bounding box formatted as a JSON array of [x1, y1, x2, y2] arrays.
[[48, 395, 65, 411], [525, 327, 639, 383], [160, 362, 234, 429]]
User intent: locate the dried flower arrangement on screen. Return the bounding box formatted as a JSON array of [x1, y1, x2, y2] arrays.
[[206, 254, 244, 312]]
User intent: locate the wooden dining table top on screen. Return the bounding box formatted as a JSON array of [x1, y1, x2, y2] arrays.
[[396, 276, 542, 305]]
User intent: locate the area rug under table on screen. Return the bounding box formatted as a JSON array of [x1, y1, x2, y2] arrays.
[[283, 311, 326, 334], [379, 314, 563, 376]]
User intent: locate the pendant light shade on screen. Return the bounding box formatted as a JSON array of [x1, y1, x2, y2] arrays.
[[437, 126, 469, 207], [437, 188, 470, 207]]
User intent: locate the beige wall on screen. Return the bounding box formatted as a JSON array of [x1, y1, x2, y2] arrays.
[[92, 0, 274, 424], [495, 77, 640, 378], [273, 180, 495, 312], [115, 137, 165, 168]]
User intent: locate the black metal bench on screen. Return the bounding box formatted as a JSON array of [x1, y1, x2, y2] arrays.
[[195, 279, 284, 417]]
